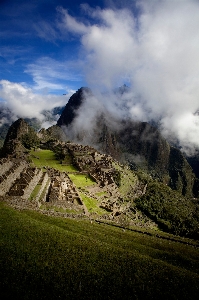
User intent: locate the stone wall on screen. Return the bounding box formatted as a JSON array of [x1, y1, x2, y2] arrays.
[[35, 172, 50, 203], [45, 168, 83, 207], [22, 168, 43, 200], [7, 167, 42, 199], [0, 158, 13, 176], [0, 160, 28, 196]]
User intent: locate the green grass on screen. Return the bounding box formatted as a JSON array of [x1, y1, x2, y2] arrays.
[[1, 202, 199, 300], [80, 193, 107, 215], [95, 191, 108, 197], [39, 205, 83, 214], [29, 184, 41, 200], [114, 164, 138, 198], [68, 173, 96, 188], [30, 149, 78, 172]]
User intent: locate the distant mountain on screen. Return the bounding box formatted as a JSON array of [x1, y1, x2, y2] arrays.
[[0, 105, 64, 148], [1, 87, 199, 198], [57, 87, 91, 127], [56, 87, 199, 198]]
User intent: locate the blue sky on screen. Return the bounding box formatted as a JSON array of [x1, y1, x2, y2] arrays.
[[0, 0, 138, 95], [0, 0, 102, 93], [1, 0, 199, 152]]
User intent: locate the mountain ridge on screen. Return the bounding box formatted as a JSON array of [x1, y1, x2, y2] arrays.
[[55, 87, 199, 198]]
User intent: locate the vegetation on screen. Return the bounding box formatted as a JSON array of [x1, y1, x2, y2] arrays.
[[135, 181, 199, 238], [29, 149, 199, 239], [30, 149, 78, 172], [1, 202, 199, 300], [21, 128, 40, 150], [68, 173, 95, 188], [29, 184, 41, 201], [80, 193, 107, 215], [114, 164, 138, 199], [39, 204, 83, 214]]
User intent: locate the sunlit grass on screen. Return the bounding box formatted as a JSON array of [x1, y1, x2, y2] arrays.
[[95, 191, 108, 197], [30, 149, 78, 172], [1, 202, 199, 299], [80, 193, 107, 215], [68, 173, 96, 188]]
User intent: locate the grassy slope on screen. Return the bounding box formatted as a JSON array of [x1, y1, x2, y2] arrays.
[[30, 149, 78, 172], [1, 202, 199, 300]]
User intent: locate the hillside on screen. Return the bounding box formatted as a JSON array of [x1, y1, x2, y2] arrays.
[[0, 118, 199, 238], [1, 117, 199, 299], [1, 202, 199, 300]]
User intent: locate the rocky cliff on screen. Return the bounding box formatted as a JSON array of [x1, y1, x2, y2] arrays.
[[55, 87, 199, 197]]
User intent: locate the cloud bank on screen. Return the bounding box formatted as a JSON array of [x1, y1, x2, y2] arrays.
[[0, 80, 71, 128], [59, 0, 199, 154]]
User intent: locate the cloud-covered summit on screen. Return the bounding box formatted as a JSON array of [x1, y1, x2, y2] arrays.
[[59, 0, 199, 154]]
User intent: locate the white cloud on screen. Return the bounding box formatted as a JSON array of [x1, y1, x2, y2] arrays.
[[0, 80, 70, 122], [25, 57, 81, 92], [57, 7, 88, 35], [34, 21, 60, 42], [59, 0, 199, 154]]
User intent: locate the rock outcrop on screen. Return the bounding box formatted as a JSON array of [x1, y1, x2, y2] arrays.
[[1, 118, 39, 157]]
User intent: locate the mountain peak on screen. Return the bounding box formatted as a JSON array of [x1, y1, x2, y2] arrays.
[[1, 118, 38, 157], [57, 87, 92, 127]]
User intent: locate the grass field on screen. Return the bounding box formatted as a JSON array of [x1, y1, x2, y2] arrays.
[[30, 149, 78, 172], [68, 173, 96, 188], [1, 202, 199, 300], [80, 193, 107, 215]]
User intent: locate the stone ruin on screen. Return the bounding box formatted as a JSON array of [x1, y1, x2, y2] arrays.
[[0, 149, 153, 227], [0, 158, 28, 196], [0, 158, 84, 213], [45, 168, 83, 209], [8, 167, 43, 199], [62, 143, 118, 187]]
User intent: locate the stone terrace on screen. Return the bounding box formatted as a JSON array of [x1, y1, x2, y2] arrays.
[[0, 158, 28, 196], [8, 167, 43, 199]]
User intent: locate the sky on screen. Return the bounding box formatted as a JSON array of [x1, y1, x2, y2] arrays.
[[0, 0, 199, 154]]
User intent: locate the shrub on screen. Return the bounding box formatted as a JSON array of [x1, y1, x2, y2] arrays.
[[21, 129, 40, 150], [135, 181, 199, 238]]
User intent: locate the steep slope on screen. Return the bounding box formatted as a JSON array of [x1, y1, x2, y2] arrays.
[[56, 87, 198, 197], [1, 203, 199, 300], [1, 118, 199, 238], [1, 118, 39, 157], [57, 87, 92, 127]]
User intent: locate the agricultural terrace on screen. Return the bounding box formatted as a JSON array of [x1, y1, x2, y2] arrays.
[[29, 149, 106, 215]]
